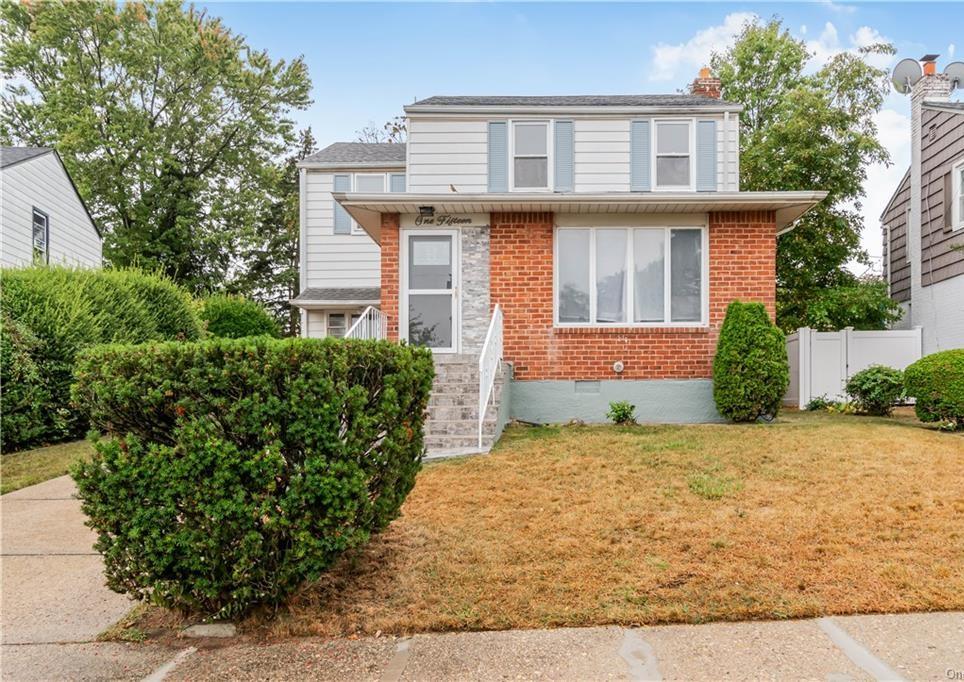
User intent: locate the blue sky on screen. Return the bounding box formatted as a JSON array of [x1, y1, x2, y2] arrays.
[[200, 1, 964, 268]]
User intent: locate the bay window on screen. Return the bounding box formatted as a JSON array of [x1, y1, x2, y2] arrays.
[[555, 227, 706, 326], [512, 122, 549, 189], [655, 121, 692, 189]]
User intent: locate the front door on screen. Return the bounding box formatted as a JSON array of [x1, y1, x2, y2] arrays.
[[401, 229, 459, 353]]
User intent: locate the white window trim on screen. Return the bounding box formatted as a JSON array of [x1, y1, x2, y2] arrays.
[[336, 171, 405, 235], [552, 224, 709, 328], [509, 120, 553, 192], [953, 157, 964, 231], [652, 119, 696, 192], [32, 207, 49, 264], [399, 228, 461, 354]]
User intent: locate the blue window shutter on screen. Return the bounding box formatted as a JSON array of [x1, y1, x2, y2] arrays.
[[695, 120, 718, 192], [553, 120, 574, 192], [630, 119, 651, 192], [389, 173, 406, 193], [488, 121, 508, 192], [333, 174, 351, 234]]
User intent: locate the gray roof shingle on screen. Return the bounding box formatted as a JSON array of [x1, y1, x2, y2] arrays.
[[291, 287, 380, 304], [301, 143, 406, 167], [1, 146, 53, 169], [408, 94, 738, 108]]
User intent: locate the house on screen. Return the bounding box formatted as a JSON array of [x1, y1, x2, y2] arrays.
[[1, 147, 102, 268], [292, 70, 825, 453], [881, 56, 964, 354]]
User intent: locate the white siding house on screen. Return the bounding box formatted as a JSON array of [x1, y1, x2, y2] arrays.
[[1, 147, 102, 268]]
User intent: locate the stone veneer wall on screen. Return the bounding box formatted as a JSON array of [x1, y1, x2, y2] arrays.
[[459, 225, 491, 353]]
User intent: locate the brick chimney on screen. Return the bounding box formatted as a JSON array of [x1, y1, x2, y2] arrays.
[[690, 67, 722, 99]]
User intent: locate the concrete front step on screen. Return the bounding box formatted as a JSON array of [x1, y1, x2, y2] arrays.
[[424, 356, 507, 456]]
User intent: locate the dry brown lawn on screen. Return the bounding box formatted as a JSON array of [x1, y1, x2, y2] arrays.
[[255, 409, 964, 638]]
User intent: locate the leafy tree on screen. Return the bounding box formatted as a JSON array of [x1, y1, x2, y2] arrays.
[[712, 19, 894, 332], [1, 0, 311, 293], [791, 277, 903, 331], [228, 128, 316, 335], [355, 116, 406, 143]]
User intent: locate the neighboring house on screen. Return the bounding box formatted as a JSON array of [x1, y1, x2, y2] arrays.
[[1, 147, 102, 268], [882, 57, 964, 354], [293, 70, 825, 452]]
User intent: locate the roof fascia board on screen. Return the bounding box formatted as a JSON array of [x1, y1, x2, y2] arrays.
[[404, 104, 743, 115], [297, 161, 406, 170]]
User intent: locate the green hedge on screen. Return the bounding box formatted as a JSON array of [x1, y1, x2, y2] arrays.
[[903, 349, 964, 429], [713, 301, 789, 422], [0, 267, 201, 451], [201, 295, 280, 338], [70, 337, 434, 618]]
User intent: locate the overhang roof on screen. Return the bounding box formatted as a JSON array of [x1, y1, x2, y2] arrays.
[[333, 191, 828, 242], [299, 142, 406, 169], [405, 95, 742, 115], [290, 286, 380, 309], [1, 146, 53, 169]]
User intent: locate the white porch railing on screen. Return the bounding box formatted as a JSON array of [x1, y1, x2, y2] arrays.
[[478, 304, 504, 449], [345, 306, 388, 341]]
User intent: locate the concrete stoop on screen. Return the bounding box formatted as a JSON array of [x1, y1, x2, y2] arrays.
[[423, 354, 507, 459]]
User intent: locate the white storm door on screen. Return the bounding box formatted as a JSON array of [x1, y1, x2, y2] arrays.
[[401, 229, 459, 353]]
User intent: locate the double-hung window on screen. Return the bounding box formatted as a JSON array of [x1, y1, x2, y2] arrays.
[[555, 227, 706, 326], [32, 208, 49, 264], [953, 158, 964, 230], [654, 121, 692, 189], [512, 122, 549, 190], [327, 312, 361, 338], [354, 173, 386, 193]]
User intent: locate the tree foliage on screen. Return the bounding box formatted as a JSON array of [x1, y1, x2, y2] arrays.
[[355, 116, 406, 143], [712, 19, 894, 331], [1, 0, 311, 293], [789, 277, 903, 331]]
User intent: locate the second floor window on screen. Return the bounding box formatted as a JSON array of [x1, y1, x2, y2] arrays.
[[32, 208, 49, 264], [512, 122, 549, 190], [655, 121, 692, 189], [954, 159, 964, 230]]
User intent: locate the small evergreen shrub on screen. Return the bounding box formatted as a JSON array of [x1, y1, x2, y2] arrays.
[[0, 314, 61, 451], [845, 365, 904, 416], [200, 295, 280, 338], [903, 349, 964, 430], [712, 301, 789, 422], [70, 337, 434, 618], [0, 267, 202, 451], [607, 400, 637, 425], [805, 395, 837, 411]]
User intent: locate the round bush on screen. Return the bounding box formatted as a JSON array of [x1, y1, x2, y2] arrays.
[[712, 301, 789, 422], [70, 337, 434, 618], [903, 349, 964, 429], [845, 365, 903, 416], [0, 267, 202, 451], [201, 295, 280, 339]]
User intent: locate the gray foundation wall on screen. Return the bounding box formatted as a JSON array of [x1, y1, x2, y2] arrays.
[[509, 379, 723, 424]]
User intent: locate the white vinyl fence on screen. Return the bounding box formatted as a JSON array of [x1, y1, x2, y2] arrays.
[[785, 326, 923, 407]]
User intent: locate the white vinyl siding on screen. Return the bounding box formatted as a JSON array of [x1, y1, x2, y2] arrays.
[[303, 171, 381, 288], [406, 118, 488, 193], [718, 113, 740, 192], [0, 153, 101, 267], [574, 119, 632, 192]]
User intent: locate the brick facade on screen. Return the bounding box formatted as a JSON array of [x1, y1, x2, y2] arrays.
[[380, 213, 400, 341], [489, 210, 777, 381], [380, 209, 777, 380]]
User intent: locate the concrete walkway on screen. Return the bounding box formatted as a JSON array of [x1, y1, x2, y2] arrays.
[[2, 476, 962, 680]]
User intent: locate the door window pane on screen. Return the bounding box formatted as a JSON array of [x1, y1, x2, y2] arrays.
[[557, 229, 590, 323], [657, 123, 689, 154], [595, 229, 626, 323], [633, 229, 665, 322], [408, 294, 452, 348], [656, 157, 690, 186], [670, 229, 702, 322], [514, 158, 548, 188], [514, 123, 547, 155], [408, 236, 452, 289], [327, 313, 346, 338]]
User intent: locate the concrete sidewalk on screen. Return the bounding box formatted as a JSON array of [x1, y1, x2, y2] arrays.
[[1, 476, 175, 680], [1, 476, 961, 681]]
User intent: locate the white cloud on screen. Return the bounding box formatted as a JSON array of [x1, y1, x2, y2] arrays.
[[648, 12, 756, 82], [819, 0, 857, 14], [950, 43, 957, 60], [806, 23, 894, 70]]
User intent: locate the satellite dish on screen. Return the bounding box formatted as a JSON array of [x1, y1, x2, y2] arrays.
[[945, 61, 964, 89], [892, 58, 923, 94]]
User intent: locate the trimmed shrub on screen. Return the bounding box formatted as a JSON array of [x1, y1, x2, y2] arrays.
[[0, 314, 62, 451], [200, 295, 280, 339], [70, 337, 434, 618], [903, 349, 964, 430], [607, 400, 636, 425], [0, 267, 201, 450], [713, 301, 789, 422], [845, 365, 904, 416]]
